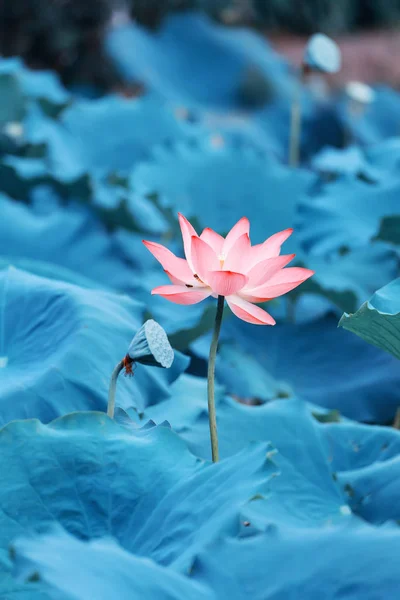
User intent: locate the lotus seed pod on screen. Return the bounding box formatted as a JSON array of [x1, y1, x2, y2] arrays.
[[127, 319, 174, 368], [304, 34, 341, 74], [345, 81, 375, 105]]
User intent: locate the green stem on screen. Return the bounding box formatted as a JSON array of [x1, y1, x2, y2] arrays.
[[289, 78, 302, 167], [207, 295, 224, 462], [107, 359, 124, 418]]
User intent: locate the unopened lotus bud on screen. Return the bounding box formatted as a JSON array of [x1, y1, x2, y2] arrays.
[[304, 34, 341, 74], [127, 319, 174, 368], [345, 81, 375, 116]]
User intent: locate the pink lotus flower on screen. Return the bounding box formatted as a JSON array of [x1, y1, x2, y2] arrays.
[[143, 214, 314, 326]]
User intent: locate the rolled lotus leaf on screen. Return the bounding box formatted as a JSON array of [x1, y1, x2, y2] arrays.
[[304, 33, 341, 73], [128, 319, 174, 368]]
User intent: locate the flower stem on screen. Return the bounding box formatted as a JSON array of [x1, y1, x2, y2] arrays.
[[289, 77, 302, 167], [107, 359, 124, 418], [207, 295, 224, 462]]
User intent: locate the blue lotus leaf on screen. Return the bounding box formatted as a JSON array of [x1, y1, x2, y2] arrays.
[[321, 421, 400, 524], [106, 11, 291, 110], [0, 256, 99, 290], [147, 383, 400, 528], [249, 292, 338, 325], [203, 105, 287, 159], [216, 343, 293, 403], [23, 104, 86, 183], [311, 145, 381, 181], [91, 178, 169, 234], [13, 530, 214, 600], [339, 277, 400, 360], [0, 155, 47, 199], [0, 193, 142, 294], [338, 85, 400, 146], [19, 67, 70, 114], [192, 524, 400, 599], [365, 137, 400, 172], [0, 267, 188, 424], [296, 176, 400, 255], [0, 411, 281, 596], [300, 243, 398, 313], [61, 93, 193, 176], [4, 103, 170, 234], [0, 57, 69, 116], [2, 406, 400, 598], [191, 313, 400, 422], [132, 136, 314, 248], [0, 154, 90, 202], [0, 59, 25, 126]]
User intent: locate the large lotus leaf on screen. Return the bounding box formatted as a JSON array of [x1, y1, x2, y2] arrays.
[[18, 67, 70, 117], [61, 93, 193, 176], [0, 57, 69, 118], [23, 104, 86, 183], [91, 179, 168, 234], [0, 412, 281, 596], [198, 103, 287, 159], [13, 530, 214, 600], [0, 256, 99, 290], [298, 102, 347, 161], [321, 421, 400, 525], [0, 267, 188, 424], [339, 277, 400, 360], [296, 175, 400, 255], [106, 11, 291, 110], [147, 381, 400, 527], [296, 243, 399, 313], [365, 137, 400, 173], [192, 525, 400, 600], [0, 155, 90, 202], [191, 313, 400, 422], [0, 194, 212, 343], [216, 343, 293, 403], [0, 59, 25, 126], [311, 144, 381, 181], [147, 386, 338, 486], [0, 194, 140, 294], [4, 102, 170, 234], [132, 136, 314, 247], [4, 409, 399, 599], [338, 86, 400, 146]]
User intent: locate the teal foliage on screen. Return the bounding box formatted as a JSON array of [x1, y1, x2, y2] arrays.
[[132, 136, 314, 247], [191, 314, 400, 422], [2, 405, 400, 597], [0, 268, 188, 424], [13, 530, 214, 600], [0, 13, 399, 598], [339, 277, 400, 360], [106, 11, 291, 110]]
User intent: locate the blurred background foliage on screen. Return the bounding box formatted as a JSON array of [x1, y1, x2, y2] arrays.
[[1, 0, 400, 90]]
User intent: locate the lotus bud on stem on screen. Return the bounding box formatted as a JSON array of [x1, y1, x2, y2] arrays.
[[344, 81, 375, 146], [107, 319, 174, 419], [289, 33, 341, 167]]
